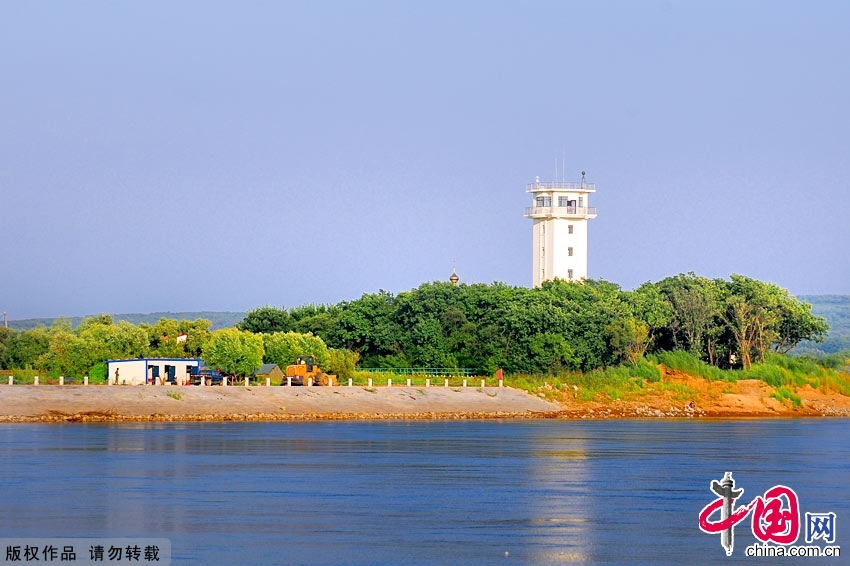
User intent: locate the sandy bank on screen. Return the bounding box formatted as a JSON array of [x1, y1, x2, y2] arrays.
[[2, 375, 849, 423], [0, 385, 561, 423]]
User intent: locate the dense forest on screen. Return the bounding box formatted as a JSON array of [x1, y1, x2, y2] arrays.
[[0, 273, 832, 380], [238, 273, 828, 373]]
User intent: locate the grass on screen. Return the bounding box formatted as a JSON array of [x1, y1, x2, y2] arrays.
[[737, 354, 850, 396], [512, 363, 659, 403], [650, 350, 727, 381], [655, 381, 699, 401], [166, 391, 183, 400], [771, 386, 802, 407], [504, 351, 850, 405]]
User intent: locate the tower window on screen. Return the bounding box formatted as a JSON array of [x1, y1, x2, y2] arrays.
[[558, 196, 569, 207], [578, 197, 584, 208], [568, 225, 574, 234], [568, 269, 574, 280], [536, 196, 551, 207], [568, 247, 573, 257]]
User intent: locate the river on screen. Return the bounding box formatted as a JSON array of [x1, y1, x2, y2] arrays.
[[0, 419, 846, 564]]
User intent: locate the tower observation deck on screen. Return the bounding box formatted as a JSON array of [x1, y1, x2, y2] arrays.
[[524, 173, 597, 287]]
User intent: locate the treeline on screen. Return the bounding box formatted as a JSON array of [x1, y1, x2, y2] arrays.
[[238, 273, 828, 373], [6, 311, 246, 332], [0, 315, 352, 381], [0, 273, 829, 379], [0, 316, 211, 379]]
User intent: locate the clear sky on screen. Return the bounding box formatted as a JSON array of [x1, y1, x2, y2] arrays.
[[2, 1, 848, 320]]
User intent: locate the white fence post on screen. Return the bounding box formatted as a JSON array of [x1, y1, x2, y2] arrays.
[[481, 379, 485, 388], [266, 377, 271, 387], [425, 378, 430, 388], [287, 376, 292, 386], [245, 376, 250, 387], [34, 376, 39, 386], [444, 378, 449, 387], [60, 376, 65, 386], [407, 378, 411, 387], [388, 378, 392, 388], [463, 379, 467, 388], [8, 376, 12, 386], [367, 378, 372, 388], [84, 376, 89, 386], [307, 377, 313, 387], [348, 378, 352, 387]]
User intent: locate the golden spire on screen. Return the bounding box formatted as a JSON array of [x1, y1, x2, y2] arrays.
[[450, 260, 459, 286]]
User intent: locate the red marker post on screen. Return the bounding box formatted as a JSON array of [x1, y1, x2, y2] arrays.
[[496, 368, 503, 387]]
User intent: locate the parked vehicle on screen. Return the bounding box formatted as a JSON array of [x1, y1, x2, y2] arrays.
[[191, 368, 225, 386], [281, 355, 337, 386]]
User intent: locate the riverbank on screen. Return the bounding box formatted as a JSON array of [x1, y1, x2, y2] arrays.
[[1, 375, 849, 422], [544, 369, 850, 418], [0, 384, 561, 423]]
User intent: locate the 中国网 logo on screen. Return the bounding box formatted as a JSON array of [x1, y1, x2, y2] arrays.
[[698, 472, 839, 558]]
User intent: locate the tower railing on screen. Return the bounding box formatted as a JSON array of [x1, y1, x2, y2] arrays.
[[524, 206, 598, 218], [526, 181, 596, 192]]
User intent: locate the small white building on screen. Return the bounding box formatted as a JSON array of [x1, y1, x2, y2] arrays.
[[107, 358, 201, 386], [524, 172, 598, 286]]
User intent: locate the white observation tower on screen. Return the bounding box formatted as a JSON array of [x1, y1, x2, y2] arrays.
[[524, 171, 597, 287]]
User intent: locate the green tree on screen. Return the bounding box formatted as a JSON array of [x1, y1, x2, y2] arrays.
[[39, 328, 88, 377], [0, 327, 10, 369], [262, 331, 329, 368], [179, 319, 212, 357], [772, 296, 829, 353], [324, 348, 360, 381], [78, 320, 149, 368], [656, 274, 720, 362], [331, 290, 401, 365], [719, 275, 828, 368], [238, 306, 292, 334], [289, 304, 341, 340], [7, 328, 51, 369], [202, 328, 264, 377]]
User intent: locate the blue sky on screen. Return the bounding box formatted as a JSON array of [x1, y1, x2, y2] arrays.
[[2, 1, 848, 320]]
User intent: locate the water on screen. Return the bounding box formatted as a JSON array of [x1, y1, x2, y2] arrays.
[[1, 419, 846, 565]]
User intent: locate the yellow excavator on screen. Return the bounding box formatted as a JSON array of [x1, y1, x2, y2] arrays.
[[284, 355, 338, 386]]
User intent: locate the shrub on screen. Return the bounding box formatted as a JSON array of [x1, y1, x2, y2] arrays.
[[89, 362, 107, 384]]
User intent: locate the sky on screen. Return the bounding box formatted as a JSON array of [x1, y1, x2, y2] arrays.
[[2, 1, 849, 320]]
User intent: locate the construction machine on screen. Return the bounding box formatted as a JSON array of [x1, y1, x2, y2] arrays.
[[284, 355, 337, 386]]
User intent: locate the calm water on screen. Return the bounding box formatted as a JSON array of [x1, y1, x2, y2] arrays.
[[0, 419, 847, 565]]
